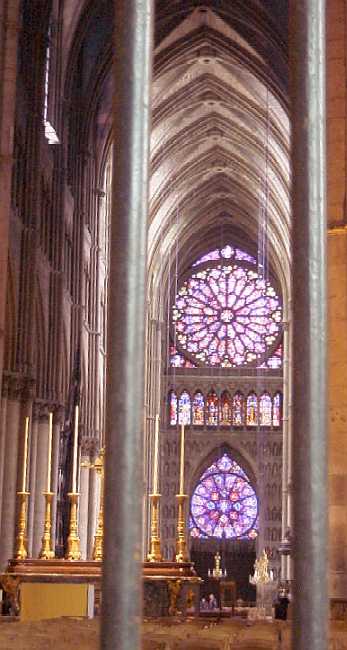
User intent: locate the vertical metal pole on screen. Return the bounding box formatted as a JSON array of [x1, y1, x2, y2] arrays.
[[290, 2, 328, 649], [101, 2, 153, 649]]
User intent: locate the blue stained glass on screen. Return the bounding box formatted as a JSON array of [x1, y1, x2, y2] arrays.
[[169, 391, 177, 426], [273, 391, 282, 427], [178, 390, 191, 425], [190, 453, 258, 539]]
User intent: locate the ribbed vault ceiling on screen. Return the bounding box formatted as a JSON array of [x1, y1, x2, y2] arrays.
[[147, 6, 290, 302]]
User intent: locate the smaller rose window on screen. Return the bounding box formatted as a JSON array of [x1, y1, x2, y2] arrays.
[[190, 453, 258, 539]]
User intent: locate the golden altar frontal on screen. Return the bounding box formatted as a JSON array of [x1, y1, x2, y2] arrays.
[[0, 559, 201, 620]]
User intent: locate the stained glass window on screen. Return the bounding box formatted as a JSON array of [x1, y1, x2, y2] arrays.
[[172, 263, 282, 368], [273, 391, 282, 427], [220, 390, 232, 426], [246, 393, 258, 426], [169, 345, 196, 368], [178, 390, 191, 425], [259, 393, 272, 426], [192, 391, 205, 426], [260, 342, 283, 369], [193, 245, 257, 268], [232, 392, 244, 426], [206, 390, 219, 426], [169, 390, 177, 426], [190, 453, 258, 539]]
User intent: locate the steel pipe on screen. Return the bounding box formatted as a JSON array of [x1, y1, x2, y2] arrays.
[[290, 1, 328, 648], [101, 2, 153, 649]]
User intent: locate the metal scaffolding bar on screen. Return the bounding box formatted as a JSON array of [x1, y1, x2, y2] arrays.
[[290, 1, 328, 648], [101, 2, 153, 648]]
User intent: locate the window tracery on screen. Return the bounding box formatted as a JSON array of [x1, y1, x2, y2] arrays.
[[190, 453, 258, 539]]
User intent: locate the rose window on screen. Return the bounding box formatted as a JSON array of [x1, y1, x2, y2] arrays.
[[172, 263, 282, 367], [190, 454, 258, 539]]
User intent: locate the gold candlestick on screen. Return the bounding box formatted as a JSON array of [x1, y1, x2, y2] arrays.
[[14, 491, 30, 560], [39, 492, 55, 559], [65, 492, 81, 560], [147, 493, 162, 562], [175, 493, 189, 563], [93, 449, 104, 561]]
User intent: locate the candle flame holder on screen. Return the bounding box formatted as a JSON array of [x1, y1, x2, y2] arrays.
[[175, 493, 189, 563], [14, 491, 30, 560], [39, 491, 55, 559], [65, 492, 82, 560], [147, 493, 162, 562]]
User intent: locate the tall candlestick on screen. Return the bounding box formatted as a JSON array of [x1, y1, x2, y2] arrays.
[[22, 416, 29, 492], [179, 422, 185, 494], [47, 412, 53, 492], [153, 414, 160, 493], [72, 405, 79, 493]]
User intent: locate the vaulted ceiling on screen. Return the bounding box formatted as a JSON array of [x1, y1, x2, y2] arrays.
[[65, 1, 290, 301]]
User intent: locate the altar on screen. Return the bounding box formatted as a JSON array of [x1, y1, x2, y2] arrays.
[[0, 559, 201, 620]]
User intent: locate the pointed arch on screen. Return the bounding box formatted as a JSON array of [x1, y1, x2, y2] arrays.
[[168, 390, 177, 426], [232, 391, 244, 427], [178, 390, 191, 425], [220, 390, 232, 426], [259, 392, 272, 427], [190, 451, 258, 539], [206, 389, 219, 426]]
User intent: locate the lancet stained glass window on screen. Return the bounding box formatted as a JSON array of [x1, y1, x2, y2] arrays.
[[246, 393, 258, 426], [172, 262, 282, 368], [259, 393, 272, 426], [169, 390, 177, 426], [192, 391, 205, 425], [178, 390, 191, 425], [220, 390, 232, 426], [273, 391, 282, 427], [232, 392, 244, 426], [206, 391, 219, 426], [190, 453, 258, 539]]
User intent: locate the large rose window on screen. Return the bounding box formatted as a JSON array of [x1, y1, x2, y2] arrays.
[[172, 263, 282, 367], [190, 453, 258, 539]]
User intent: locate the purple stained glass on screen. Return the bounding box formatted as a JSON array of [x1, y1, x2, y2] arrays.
[[170, 345, 196, 368], [172, 264, 282, 367], [273, 391, 282, 427], [190, 453, 258, 539], [246, 393, 258, 426], [178, 390, 191, 425], [169, 391, 177, 426], [193, 246, 257, 268], [259, 393, 272, 426], [193, 391, 205, 425]]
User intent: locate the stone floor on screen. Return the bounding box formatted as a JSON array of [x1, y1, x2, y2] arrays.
[[0, 617, 346, 649]]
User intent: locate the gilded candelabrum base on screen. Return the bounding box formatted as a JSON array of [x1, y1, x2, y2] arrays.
[[39, 492, 55, 559], [175, 493, 189, 563], [14, 491, 30, 560], [147, 493, 162, 562], [65, 492, 82, 561]]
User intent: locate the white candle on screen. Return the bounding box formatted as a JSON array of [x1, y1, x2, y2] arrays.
[[179, 422, 185, 494], [153, 414, 160, 494], [22, 416, 30, 492], [47, 412, 53, 492], [72, 405, 79, 493]]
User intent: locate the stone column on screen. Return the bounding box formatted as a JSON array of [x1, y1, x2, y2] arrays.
[[0, 0, 20, 399], [32, 408, 51, 557], [290, 1, 328, 648], [0, 390, 8, 534], [0, 380, 22, 569], [87, 443, 99, 558], [79, 445, 91, 560], [27, 411, 39, 556], [101, 1, 153, 648]]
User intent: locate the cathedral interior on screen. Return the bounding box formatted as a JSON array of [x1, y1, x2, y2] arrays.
[[0, 0, 346, 648]]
